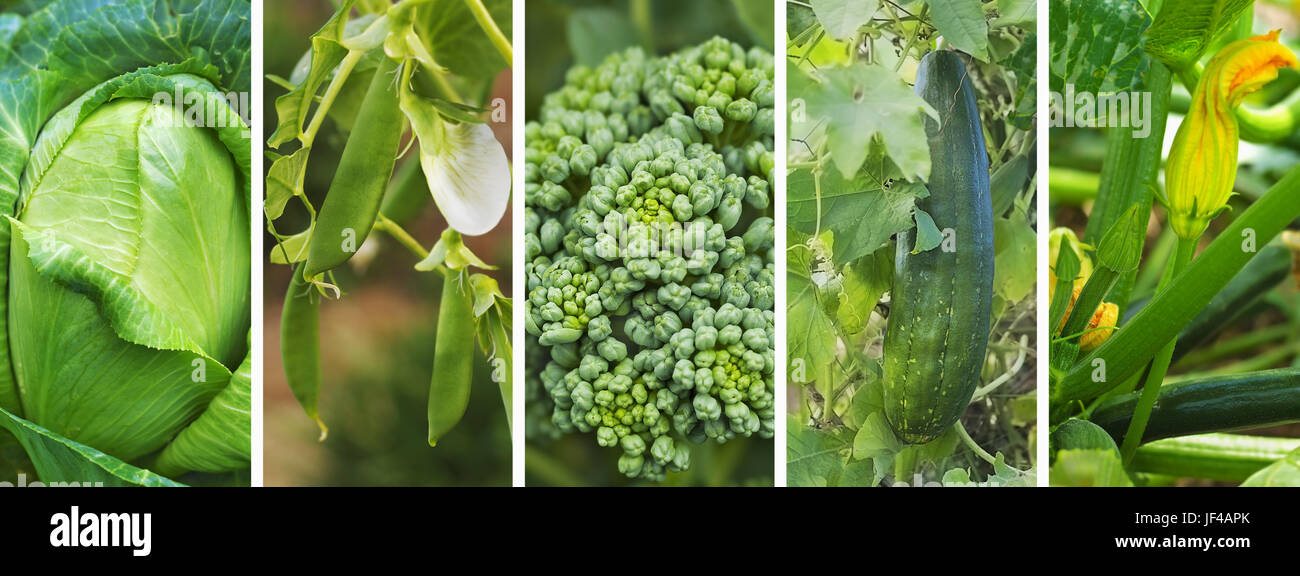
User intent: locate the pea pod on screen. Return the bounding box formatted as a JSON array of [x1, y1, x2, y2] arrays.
[[429, 269, 476, 446], [282, 265, 327, 439], [302, 55, 404, 281]]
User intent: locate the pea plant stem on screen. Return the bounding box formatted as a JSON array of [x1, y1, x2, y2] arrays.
[[302, 49, 363, 148], [462, 0, 512, 64], [1120, 236, 1198, 464], [374, 213, 429, 260]]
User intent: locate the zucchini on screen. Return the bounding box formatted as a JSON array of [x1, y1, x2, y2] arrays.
[[1123, 242, 1292, 361], [1132, 433, 1300, 483], [1091, 368, 1300, 444], [883, 51, 994, 444]]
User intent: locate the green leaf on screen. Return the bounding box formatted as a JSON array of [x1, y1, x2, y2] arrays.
[[1143, 0, 1253, 71], [265, 146, 312, 220], [1240, 450, 1300, 487], [926, 0, 990, 61], [0, 407, 182, 487], [787, 415, 877, 486], [995, 0, 1037, 27], [270, 228, 313, 265], [787, 234, 840, 391], [1050, 449, 1133, 486], [567, 8, 640, 67], [268, 0, 354, 147], [417, 0, 513, 79], [787, 1, 819, 45], [910, 207, 942, 254], [853, 412, 902, 458], [993, 212, 1037, 303], [1048, 0, 1151, 94], [810, 0, 879, 41], [800, 63, 938, 181], [155, 343, 252, 476], [1003, 31, 1037, 130], [787, 165, 930, 264], [836, 249, 893, 335]]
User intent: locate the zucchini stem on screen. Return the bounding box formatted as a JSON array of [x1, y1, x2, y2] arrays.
[[1120, 236, 1198, 463]]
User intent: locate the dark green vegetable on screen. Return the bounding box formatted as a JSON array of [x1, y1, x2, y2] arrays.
[[1131, 433, 1300, 483], [303, 55, 404, 281], [1091, 368, 1300, 444], [883, 51, 994, 444], [428, 269, 476, 446], [282, 265, 326, 439], [1124, 242, 1292, 361]]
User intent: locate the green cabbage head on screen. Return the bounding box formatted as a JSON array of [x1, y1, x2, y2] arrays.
[[0, 0, 251, 486]]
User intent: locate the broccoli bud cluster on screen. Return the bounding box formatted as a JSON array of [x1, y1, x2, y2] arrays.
[[524, 37, 775, 481]]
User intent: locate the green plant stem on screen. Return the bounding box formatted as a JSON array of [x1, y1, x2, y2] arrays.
[[462, 0, 512, 64], [955, 421, 997, 465], [1054, 164, 1300, 406], [1048, 166, 1099, 204], [630, 0, 653, 52], [893, 5, 927, 73], [1120, 236, 1198, 464], [374, 213, 429, 260], [302, 50, 363, 148]]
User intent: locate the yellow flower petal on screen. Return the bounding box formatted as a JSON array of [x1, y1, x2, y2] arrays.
[[1165, 30, 1299, 240]]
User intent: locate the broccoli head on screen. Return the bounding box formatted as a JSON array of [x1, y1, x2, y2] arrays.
[[524, 37, 775, 481]]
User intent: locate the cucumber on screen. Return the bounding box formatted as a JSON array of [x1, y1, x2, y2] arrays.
[[1123, 242, 1292, 361], [1091, 368, 1300, 444], [1050, 418, 1119, 464], [1132, 433, 1300, 483], [883, 51, 994, 444]]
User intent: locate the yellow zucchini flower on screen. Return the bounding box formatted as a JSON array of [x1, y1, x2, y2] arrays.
[[1165, 30, 1299, 240]]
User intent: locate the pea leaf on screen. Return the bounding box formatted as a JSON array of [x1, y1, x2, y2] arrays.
[[268, 0, 355, 147], [1143, 0, 1253, 71], [926, 0, 990, 61], [810, 0, 879, 41], [799, 63, 938, 181], [418, 0, 512, 78]]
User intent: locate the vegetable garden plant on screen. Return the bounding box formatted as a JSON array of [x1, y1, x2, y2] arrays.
[[0, 0, 252, 486], [523, 0, 776, 485], [1048, 0, 1300, 487], [265, 0, 513, 460], [786, 0, 1038, 487]]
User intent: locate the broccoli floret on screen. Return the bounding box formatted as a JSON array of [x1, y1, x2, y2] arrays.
[[524, 37, 775, 481]]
